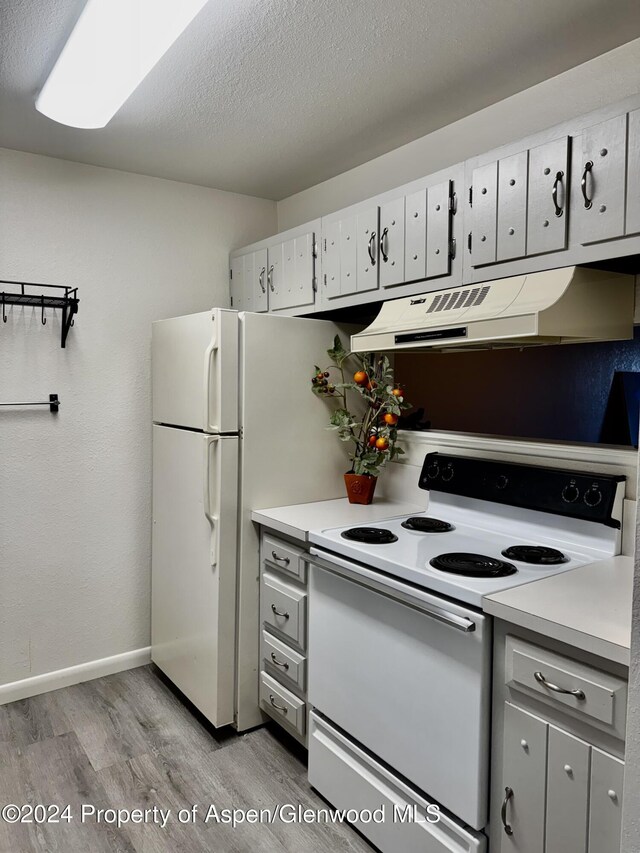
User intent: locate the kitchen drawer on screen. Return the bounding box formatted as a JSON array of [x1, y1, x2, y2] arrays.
[[261, 570, 307, 650], [261, 629, 306, 693], [309, 712, 486, 853], [262, 533, 307, 583], [505, 636, 627, 740], [260, 671, 306, 738]]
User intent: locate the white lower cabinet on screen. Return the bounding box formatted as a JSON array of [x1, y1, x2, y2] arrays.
[[497, 702, 625, 853], [501, 704, 548, 853], [545, 726, 590, 853], [588, 748, 624, 853]]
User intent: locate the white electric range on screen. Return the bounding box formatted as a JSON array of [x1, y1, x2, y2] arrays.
[[306, 453, 625, 853]]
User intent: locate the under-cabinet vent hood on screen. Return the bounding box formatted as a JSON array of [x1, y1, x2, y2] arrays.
[[351, 267, 635, 352]]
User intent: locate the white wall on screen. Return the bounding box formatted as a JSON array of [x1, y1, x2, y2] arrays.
[[0, 148, 276, 698], [277, 38, 640, 229]]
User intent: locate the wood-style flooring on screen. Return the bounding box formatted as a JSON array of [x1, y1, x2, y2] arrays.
[[0, 666, 372, 852]]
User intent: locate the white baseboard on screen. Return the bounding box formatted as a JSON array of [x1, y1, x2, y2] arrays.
[[0, 647, 152, 706]]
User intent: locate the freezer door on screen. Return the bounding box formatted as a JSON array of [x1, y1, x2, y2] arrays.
[[151, 425, 238, 727], [152, 309, 239, 433]]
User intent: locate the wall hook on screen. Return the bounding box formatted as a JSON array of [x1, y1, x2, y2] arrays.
[[2, 293, 6, 323], [41, 296, 47, 325]]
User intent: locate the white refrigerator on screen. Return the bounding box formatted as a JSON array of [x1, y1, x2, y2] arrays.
[[151, 308, 350, 731]]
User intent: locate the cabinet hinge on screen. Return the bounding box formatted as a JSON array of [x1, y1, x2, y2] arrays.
[[449, 191, 457, 214], [229, 268, 233, 280], [467, 232, 472, 253], [323, 238, 327, 253], [313, 241, 318, 259], [312, 276, 318, 293], [449, 237, 456, 260], [230, 296, 233, 307], [323, 273, 327, 287], [468, 187, 473, 208]]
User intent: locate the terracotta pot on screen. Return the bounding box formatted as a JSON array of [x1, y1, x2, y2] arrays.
[[344, 472, 377, 505]]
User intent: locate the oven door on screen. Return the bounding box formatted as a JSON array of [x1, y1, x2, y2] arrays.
[[308, 548, 491, 830]]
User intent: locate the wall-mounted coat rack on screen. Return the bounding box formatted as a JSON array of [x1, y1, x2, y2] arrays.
[[1, 280, 79, 348]]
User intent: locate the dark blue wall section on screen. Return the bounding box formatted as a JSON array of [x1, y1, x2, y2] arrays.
[[395, 328, 640, 446]]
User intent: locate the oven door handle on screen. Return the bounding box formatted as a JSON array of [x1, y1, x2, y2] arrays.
[[309, 548, 477, 633]]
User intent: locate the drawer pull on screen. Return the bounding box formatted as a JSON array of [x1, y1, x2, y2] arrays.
[[501, 787, 513, 836], [269, 694, 288, 714], [581, 160, 593, 209], [271, 551, 291, 566], [552, 170, 564, 217], [534, 670, 586, 700], [271, 604, 290, 619], [270, 652, 290, 670]]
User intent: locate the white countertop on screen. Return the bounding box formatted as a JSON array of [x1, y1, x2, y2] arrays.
[[251, 497, 424, 542], [483, 556, 634, 666]]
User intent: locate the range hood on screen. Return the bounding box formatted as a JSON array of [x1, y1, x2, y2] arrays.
[[351, 267, 635, 352]]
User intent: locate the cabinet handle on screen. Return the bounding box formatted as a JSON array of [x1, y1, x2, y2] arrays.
[[270, 652, 290, 670], [552, 170, 564, 217], [501, 787, 514, 836], [581, 160, 593, 209], [269, 694, 288, 714], [268, 264, 275, 292], [271, 604, 290, 619], [534, 670, 586, 700], [271, 551, 291, 566], [368, 231, 377, 265], [258, 266, 266, 293], [379, 227, 389, 262]]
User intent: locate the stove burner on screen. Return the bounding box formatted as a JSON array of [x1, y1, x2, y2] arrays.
[[502, 545, 567, 565], [430, 552, 517, 578], [341, 527, 398, 544], [401, 517, 454, 533]]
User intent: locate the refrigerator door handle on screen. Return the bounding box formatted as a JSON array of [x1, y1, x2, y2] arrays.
[[204, 436, 220, 567], [203, 313, 219, 433]]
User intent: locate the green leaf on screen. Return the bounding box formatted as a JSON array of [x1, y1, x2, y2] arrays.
[[327, 335, 349, 367]]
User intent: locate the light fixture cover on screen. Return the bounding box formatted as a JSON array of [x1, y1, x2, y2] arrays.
[[36, 0, 209, 129]]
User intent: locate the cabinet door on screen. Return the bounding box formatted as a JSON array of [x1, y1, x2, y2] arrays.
[[379, 197, 405, 288], [404, 188, 427, 281], [527, 137, 570, 256], [292, 231, 316, 309], [626, 108, 640, 236], [230, 256, 247, 310], [470, 161, 498, 266], [253, 248, 269, 312], [426, 180, 452, 278], [497, 151, 528, 261], [323, 220, 341, 298], [356, 206, 380, 292], [574, 113, 628, 244], [267, 244, 282, 310], [588, 748, 624, 853], [545, 726, 590, 853], [499, 703, 548, 853], [339, 215, 358, 296]]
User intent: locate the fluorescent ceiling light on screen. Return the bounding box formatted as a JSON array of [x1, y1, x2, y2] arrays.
[[36, 0, 210, 129]]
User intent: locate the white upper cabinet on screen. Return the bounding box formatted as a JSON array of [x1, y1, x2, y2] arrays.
[[356, 206, 380, 292], [526, 136, 570, 256], [625, 108, 640, 236], [229, 221, 319, 315], [573, 113, 628, 245], [426, 179, 454, 278], [379, 197, 405, 288], [469, 161, 498, 266], [496, 151, 529, 261]]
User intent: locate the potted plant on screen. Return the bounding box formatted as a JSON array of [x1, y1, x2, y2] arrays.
[[311, 336, 411, 504]]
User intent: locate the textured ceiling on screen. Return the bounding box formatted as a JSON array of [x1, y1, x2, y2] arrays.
[[1, 0, 640, 200]]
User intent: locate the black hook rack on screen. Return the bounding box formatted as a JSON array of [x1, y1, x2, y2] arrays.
[[0, 394, 59, 413], [0, 280, 79, 348]]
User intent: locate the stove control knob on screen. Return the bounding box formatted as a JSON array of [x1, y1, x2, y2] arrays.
[[441, 463, 454, 482], [427, 461, 440, 479], [562, 482, 580, 504], [584, 486, 603, 508], [496, 475, 509, 490]]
